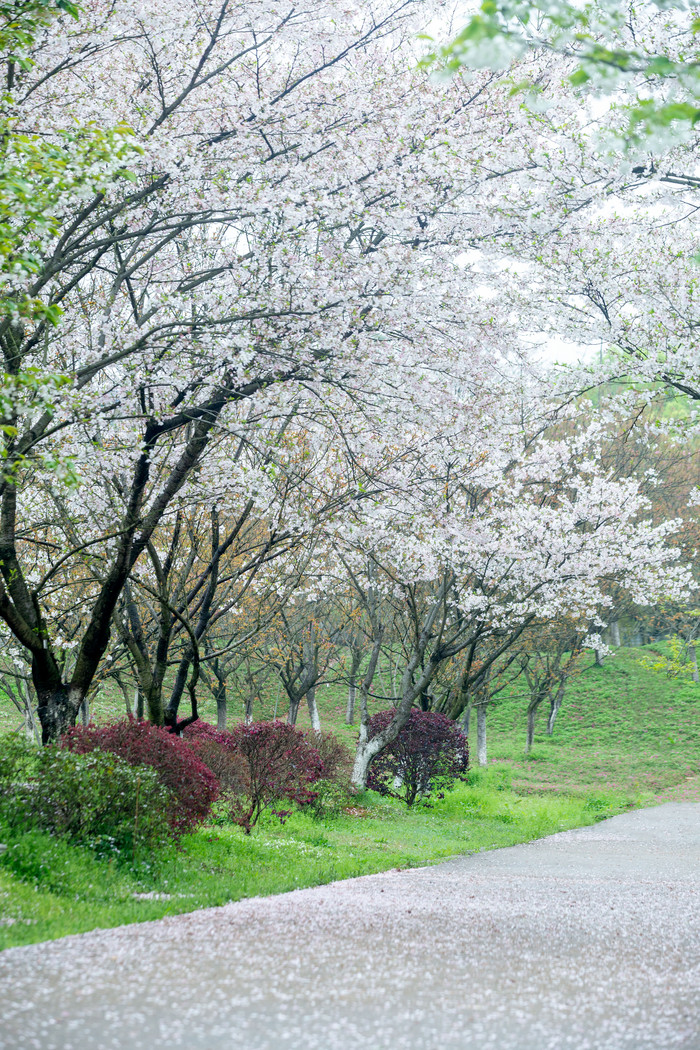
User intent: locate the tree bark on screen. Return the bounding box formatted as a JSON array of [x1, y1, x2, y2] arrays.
[[547, 681, 565, 736], [34, 681, 82, 745], [216, 681, 228, 730], [7, 678, 40, 744], [306, 686, 321, 733], [476, 703, 487, 767], [117, 677, 131, 715], [346, 677, 357, 724], [145, 683, 165, 725], [609, 620, 621, 647], [345, 649, 362, 724], [287, 699, 300, 726], [525, 691, 547, 753], [462, 701, 472, 736], [525, 704, 537, 754], [23, 702, 40, 744], [243, 693, 254, 725], [352, 628, 385, 788]]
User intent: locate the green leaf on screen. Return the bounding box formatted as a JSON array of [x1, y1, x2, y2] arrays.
[[56, 0, 81, 17], [569, 68, 591, 87]]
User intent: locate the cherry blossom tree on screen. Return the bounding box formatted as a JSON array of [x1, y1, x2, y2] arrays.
[[325, 400, 693, 786], [0, 0, 530, 741], [421, 4, 700, 408], [428, 0, 700, 142]]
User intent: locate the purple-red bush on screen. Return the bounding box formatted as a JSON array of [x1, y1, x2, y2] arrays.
[[312, 731, 353, 788], [366, 709, 469, 807], [181, 721, 248, 795], [224, 720, 325, 833], [63, 718, 219, 834]]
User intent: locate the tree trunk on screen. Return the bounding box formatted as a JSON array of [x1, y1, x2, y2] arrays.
[[116, 677, 131, 715], [79, 696, 90, 726], [352, 628, 385, 789], [306, 686, 321, 733], [243, 689, 254, 726], [525, 704, 537, 754], [216, 681, 227, 730], [547, 682, 565, 736], [448, 669, 470, 721], [346, 677, 357, 725], [688, 644, 699, 684], [145, 682, 165, 725], [476, 703, 487, 767], [345, 648, 362, 724], [525, 692, 547, 753], [594, 649, 604, 667], [462, 701, 472, 736], [24, 692, 40, 745], [287, 699, 300, 726], [23, 704, 40, 744], [609, 620, 621, 647], [352, 737, 376, 790], [10, 681, 40, 744], [36, 683, 81, 745]]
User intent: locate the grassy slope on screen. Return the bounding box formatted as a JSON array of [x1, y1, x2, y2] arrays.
[[1, 646, 698, 950], [486, 647, 700, 800]]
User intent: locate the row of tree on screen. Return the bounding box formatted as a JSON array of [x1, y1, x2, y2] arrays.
[[0, 1, 698, 785]]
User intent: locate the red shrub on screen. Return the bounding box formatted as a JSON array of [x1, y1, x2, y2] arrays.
[[181, 720, 236, 752], [225, 720, 324, 833], [62, 718, 219, 834], [366, 709, 469, 807], [312, 731, 353, 787], [181, 721, 248, 795]]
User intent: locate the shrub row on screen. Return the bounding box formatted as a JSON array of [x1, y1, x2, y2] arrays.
[[181, 720, 356, 831], [0, 718, 354, 862], [0, 709, 468, 870]]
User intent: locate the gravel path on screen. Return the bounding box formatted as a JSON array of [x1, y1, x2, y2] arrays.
[[1, 803, 699, 1050]]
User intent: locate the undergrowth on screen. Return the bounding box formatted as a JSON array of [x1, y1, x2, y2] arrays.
[[0, 767, 631, 950]]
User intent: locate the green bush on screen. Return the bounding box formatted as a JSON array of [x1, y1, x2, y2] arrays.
[[0, 739, 173, 859], [0, 734, 38, 792], [310, 778, 356, 819], [0, 825, 104, 894]]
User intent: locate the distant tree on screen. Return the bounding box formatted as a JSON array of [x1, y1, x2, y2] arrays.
[[517, 624, 587, 752]]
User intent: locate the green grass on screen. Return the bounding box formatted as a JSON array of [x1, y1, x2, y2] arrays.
[[1, 644, 698, 951], [484, 648, 700, 800], [0, 768, 626, 951]]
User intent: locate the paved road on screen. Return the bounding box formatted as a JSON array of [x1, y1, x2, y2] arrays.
[[1, 803, 699, 1050]]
